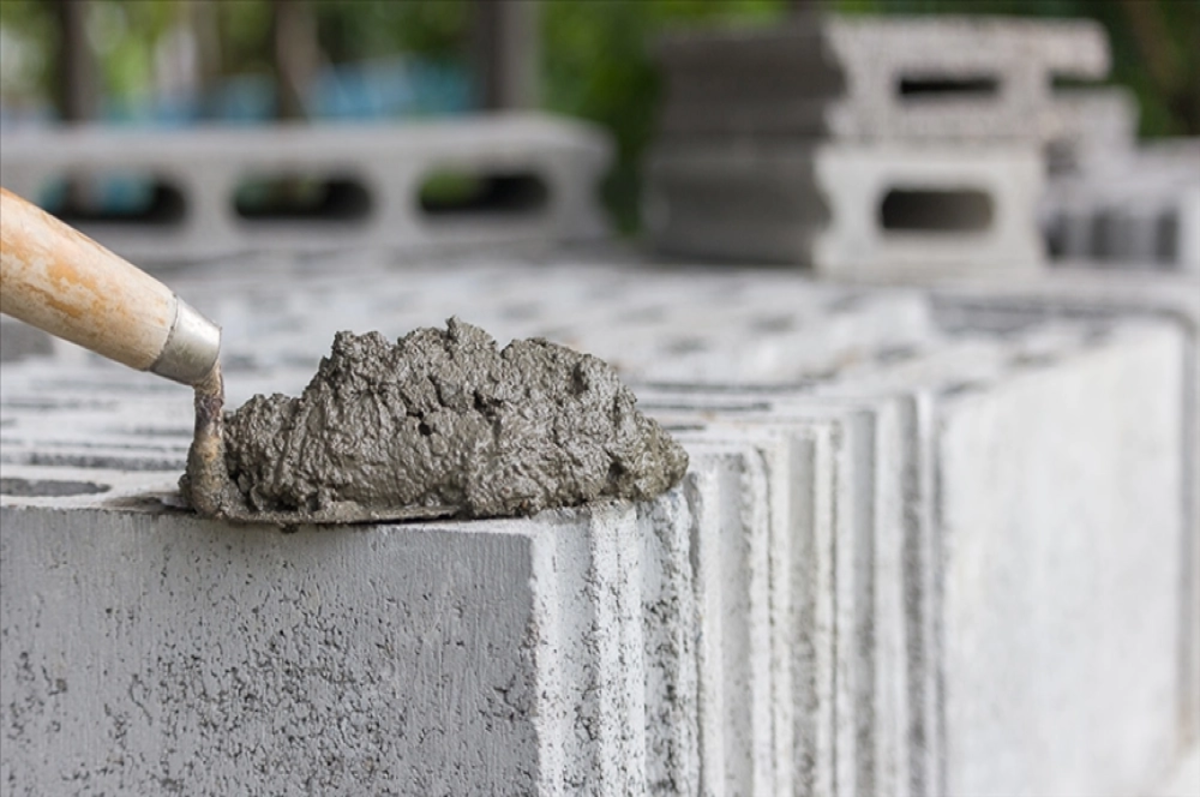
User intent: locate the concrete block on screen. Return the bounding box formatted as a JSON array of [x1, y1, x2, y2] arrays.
[[0, 114, 612, 267], [4, 249, 1194, 796], [936, 322, 1184, 796], [1041, 139, 1200, 271], [646, 141, 1044, 277], [656, 15, 1109, 142], [1043, 87, 1139, 175], [650, 389, 920, 797], [929, 268, 1200, 755], [0, 360, 670, 795], [827, 316, 1189, 796], [0, 506, 548, 794]]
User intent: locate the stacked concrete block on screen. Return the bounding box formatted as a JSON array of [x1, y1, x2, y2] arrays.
[[0, 113, 612, 266], [1034, 76, 1200, 272], [1041, 138, 1200, 272], [3, 254, 1197, 794], [655, 17, 1108, 141], [646, 15, 1112, 276]]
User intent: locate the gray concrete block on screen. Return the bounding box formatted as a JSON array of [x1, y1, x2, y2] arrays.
[[656, 15, 1109, 142], [828, 316, 1190, 796], [936, 322, 1184, 796], [0, 114, 612, 267], [646, 141, 1044, 278], [0, 506, 548, 794], [1041, 139, 1200, 271], [929, 268, 1200, 756], [650, 390, 919, 797], [4, 250, 1194, 796]]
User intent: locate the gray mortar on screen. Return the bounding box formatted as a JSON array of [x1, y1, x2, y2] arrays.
[[191, 318, 688, 521]]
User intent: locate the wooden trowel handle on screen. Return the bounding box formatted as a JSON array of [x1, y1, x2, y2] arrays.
[[0, 187, 220, 385]]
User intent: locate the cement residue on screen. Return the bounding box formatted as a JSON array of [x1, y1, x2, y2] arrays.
[[197, 318, 688, 520]]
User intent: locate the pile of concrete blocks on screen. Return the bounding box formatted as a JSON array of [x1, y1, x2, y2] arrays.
[[646, 15, 1123, 278], [3, 252, 1196, 795], [1041, 123, 1200, 272], [0, 113, 612, 266], [1034, 80, 1200, 273]]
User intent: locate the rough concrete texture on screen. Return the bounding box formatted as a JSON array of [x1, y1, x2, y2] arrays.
[[656, 15, 1109, 141], [0, 507, 550, 795], [201, 318, 687, 520], [650, 391, 914, 797]]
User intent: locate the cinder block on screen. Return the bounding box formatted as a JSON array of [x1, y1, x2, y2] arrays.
[[4, 249, 1194, 796], [1, 505, 561, 794], [646, 141, 1044, 277], [929, 269, 1200, 755], [937, 322, 1184, 796], [0, 114, 612, 266], [827, 316, 1189, 796], [1041, 139, 1200, 271], [656, 15, 1109, 142], [1043, 87, 1139, 174], [650, 389, 920, 797]]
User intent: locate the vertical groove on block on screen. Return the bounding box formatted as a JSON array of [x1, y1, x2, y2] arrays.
[[585, 502, 646, 793], [684, 463, 727, 795], [811, 430, 840, 797], [739, 450, 775, 796], [850, 412, 878, 797], [640, 487, 700, 795]]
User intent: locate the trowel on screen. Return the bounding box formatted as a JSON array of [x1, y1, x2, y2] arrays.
[[0, 187, 451, 525]]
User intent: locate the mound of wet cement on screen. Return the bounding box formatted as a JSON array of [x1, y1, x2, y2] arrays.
[[211, 318, 688, 519]]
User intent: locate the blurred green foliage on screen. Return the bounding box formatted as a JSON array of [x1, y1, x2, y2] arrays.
[[1, 0, 1195, 234]]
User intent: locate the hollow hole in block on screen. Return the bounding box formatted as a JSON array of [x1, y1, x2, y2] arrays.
[[897, 75, 999, 99], [38, 172, 188, 227], [1156, 210, 1179, 264], [417, 169, 549, 218], [234, 175, 373, 222], [879, 188, 994, 233], [0, 477, 110, 497]]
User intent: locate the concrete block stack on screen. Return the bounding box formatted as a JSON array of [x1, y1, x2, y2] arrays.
[[1041, 125, 1200, 272], [646, 15, 1112, 278], [3, 253, 1195, 794]]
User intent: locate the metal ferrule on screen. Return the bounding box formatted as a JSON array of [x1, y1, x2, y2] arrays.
[[149, 298, 221, 386]]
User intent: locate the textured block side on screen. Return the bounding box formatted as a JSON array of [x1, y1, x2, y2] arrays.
[[938, 325, 1185, 797], [0, 508, 550, 795]]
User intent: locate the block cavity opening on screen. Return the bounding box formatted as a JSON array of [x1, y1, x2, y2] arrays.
[[879, 188, 995, 233], [417, 169, 549, 219], [40, 172, 188, 227], [233, 174, 373, 223]]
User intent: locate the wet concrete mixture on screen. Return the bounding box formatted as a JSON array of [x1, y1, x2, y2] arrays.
[[182, 318, 688, 523]]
